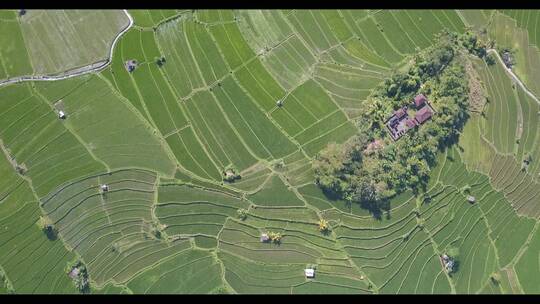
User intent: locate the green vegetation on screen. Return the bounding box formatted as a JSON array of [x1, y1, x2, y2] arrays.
[[314, 32, 471, 213], [237, 208, 248, 220], [67, 260, 90, 293], [0, 9, 538, 294], [0, 10, 129, 80]]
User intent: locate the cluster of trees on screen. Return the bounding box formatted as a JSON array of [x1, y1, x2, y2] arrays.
[[459, 30, 487, 58], [40, 216, 58, 241], [267, 231, 282, 244], [68, 261, 90, 293], [314, 31, 471, 215], [156, 56, 166, 67]]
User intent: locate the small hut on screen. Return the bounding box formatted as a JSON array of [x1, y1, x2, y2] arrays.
[[100, 184, 109, 192], [441, 254, 455, 273], [125, 60, 138, 72], [304, 268, 315, 278], [223, 167, 240, 182], [58, 111, 66, 119], [276, 99, 283, 107], [466, 195, 476, 204], [68, 267, 80, 279], [260, 233, 270, 243]]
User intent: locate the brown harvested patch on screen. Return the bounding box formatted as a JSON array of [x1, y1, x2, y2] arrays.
[[464, 57, 487, 113], [363, 139, 384, 156], [503, 267, 523, 294]]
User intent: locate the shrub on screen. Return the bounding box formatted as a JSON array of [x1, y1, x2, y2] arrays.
[[39, 216, 58, 241], [237, 208, 248, 220], [485, 53, 496, 65]]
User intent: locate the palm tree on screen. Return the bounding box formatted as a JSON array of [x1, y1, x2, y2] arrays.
[[318, 219, 329, 232], [268, 231, 282, 243]]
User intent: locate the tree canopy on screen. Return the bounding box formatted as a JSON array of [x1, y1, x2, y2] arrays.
[[314, 31, 472, 215]]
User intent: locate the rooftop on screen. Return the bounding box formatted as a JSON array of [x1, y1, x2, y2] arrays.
[[405, 118, 417, 129], [415, 105, 433, 124], [304, 268, 315, 278], [68, 267, 80, 279], [414, 94, 427, 108], [395, 107, 407, 119]]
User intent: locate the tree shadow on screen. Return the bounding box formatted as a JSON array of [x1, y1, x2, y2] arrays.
[[43, 226, 58, 241], [320, 229, 332, 237], [321, 188, 388, 220], [359, 199, 390, 221]]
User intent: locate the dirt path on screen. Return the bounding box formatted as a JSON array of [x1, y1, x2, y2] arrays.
[[487, 48, 540, 106], [0, 10, 133, 88]]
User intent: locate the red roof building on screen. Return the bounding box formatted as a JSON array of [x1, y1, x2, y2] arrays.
[[415, 106, 433, 124], [405, 118, 417, 129], [414, 94, 427, 108], [395, 107, 407, 119]]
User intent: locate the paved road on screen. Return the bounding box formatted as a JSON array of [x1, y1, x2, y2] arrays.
[[487, 48, 540, 105], [0, 10, 134, 88]]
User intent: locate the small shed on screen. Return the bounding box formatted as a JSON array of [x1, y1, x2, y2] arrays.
[[304, 268, 315, 278], [68, 267, 80, 279], [260, 233, 270, 243], [58, 111, 66, 119], [225, 170, 235, 179], [100, 184, 109, 192], [125, 60, 137, 72], [276, 99, 283, 107], [445, 260, 455, 272], [441, 254, 455, 272], [466, 195, 476, 204]]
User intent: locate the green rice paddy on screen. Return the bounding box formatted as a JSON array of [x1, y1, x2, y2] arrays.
[[0, 9, 538, 294]]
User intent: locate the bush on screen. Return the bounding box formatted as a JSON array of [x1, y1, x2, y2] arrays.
[[39, 216, 58, 241], [156, 57, 166, 67], [490, 272, 501, 285], [237, 208, 248, 220], [318, 219, 330, 232], [485, 53, 496, 65]]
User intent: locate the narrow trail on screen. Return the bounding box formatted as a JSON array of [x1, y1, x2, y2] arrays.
[[487, 48, 540, 106], [0, 10, 134, 88]]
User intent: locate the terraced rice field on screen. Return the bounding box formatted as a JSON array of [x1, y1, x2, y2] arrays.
[[0, 10, 129, 80], [0, 9, 538, 294]]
